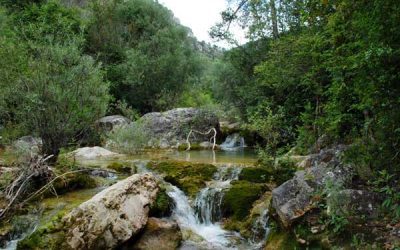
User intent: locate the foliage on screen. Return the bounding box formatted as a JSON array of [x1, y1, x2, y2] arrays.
[[0, 2, 109, 157], [212, 0, 400, 224], [372, 170, 400, 220], [86, 0, 201, 113], [105, 121, 149, 154], [321, 179, 349, 235]]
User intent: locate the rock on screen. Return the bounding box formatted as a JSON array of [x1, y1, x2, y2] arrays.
[[222, 181, 267, 221], [139, 108, 219, 148], [63, 174, 159, 250], [309, 134, 331, 153], [96, 115, 131, 132], [271, 146, 352, 228], [199, 141, 213, 149], [296, 145, 347, 169], [332, 189, 383, 219], [219, 121, 241, 135], [126, 218, 182, 250], [147, 161, 217, 197], [70, 146, 121, 160], [13, 136, 42, 155]]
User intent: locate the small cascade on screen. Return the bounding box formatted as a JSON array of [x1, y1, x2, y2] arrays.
[[250, 210, 271, 248], [220, 133, 246, 151], [194, 166, 241, 224], [167, 186, 235, 249]]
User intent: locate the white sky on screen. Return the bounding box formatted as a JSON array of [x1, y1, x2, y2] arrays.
[[159, 0, 246, 47]]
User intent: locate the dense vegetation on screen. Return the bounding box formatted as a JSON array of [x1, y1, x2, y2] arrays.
[[0, 0, 219, 154], [210, 0, 400, 222]]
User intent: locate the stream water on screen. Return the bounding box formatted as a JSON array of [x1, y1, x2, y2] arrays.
[[2, 150, 270, 250]]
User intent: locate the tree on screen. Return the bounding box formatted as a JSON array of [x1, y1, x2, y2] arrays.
[[0, 2, 110, 157], [86, 0, 201, 113], [15, 42, 109, 157]]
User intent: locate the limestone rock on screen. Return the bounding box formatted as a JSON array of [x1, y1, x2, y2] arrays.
[[333, 189, 383, 219], [70, 146, 121, 160], [127, 218, 182, 250], [271, 145, 352, 228], [297, 145, 347, 169], [96, 115, 131, 132], [139, 108, 219, 148], [63, 174, 159, 250]]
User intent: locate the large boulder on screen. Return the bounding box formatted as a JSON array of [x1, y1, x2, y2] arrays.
[[70, 146, 121, 160], [125, 218, 182, 250], [139, 108, 219, 148], [271, 146, 353, 228], [296, 145, 346, 169], [96, 115, 131, 132], [63, 173, 159, 249]]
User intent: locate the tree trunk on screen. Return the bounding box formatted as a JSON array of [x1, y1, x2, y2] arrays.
[[269, 0, 279, 38]]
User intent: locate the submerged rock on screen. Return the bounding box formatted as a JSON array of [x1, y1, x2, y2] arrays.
[[139, 108, 219, 148], [70, 146, 121, 160], [125, 217, 182, 250], [63, 173, 158, 249], [96, 115, 131, 132]]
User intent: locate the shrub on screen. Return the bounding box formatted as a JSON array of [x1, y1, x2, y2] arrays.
[[106, 121, 149, 154]]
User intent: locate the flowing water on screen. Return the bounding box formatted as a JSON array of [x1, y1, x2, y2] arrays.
[[194, 166, 241, 224], [2, 150, 270, 250], [220, 133, 246, 151]]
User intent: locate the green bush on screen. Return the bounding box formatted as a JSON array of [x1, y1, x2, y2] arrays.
[[106, 121, 149, 154]]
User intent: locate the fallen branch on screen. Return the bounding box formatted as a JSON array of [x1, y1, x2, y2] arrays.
[[186, 128, 217, 151]]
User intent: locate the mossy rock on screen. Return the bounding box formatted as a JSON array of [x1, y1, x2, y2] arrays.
[[239, 167, 270, 183], [17, 211, 68, 250], [222, 180, 267, 221], [107, 162, 134, 174], [264, 229, 298, 250], [51, 172, 97, 196], [147, 161, 217, 197], [149, 188, 174, 218]]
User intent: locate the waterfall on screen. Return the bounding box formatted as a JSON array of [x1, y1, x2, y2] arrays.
[[250, 209, 270, 248], [194, 166, 241, 224], [167, 166, 243, 249], [220, 133, 246, 151], [167, 186, 235, 249]]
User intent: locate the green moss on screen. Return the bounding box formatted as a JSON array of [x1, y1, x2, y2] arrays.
[[265, 229, 298, 250], [149, 188, 174, 217], [239, 167, 270, 183], [17, 188, 99, 250], [51, 172, 97, 196], [222, 180, 267, 221], [107, 162, 134, 174], [17, 211, 68, 250], [147, 161, 217, 197]]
